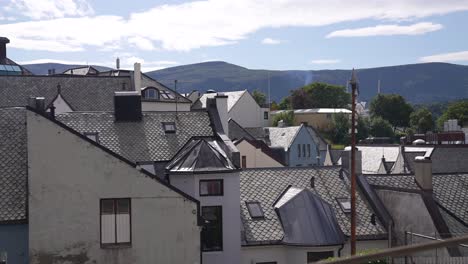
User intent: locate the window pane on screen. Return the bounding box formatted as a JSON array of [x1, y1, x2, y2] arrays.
[[298, 144, 301, 157], [101, 200, 114, 215], [201, 206, 222, 251], [116, 213, 130, 243], [101, 214, 116, 243], [117, 199, 130, 214], [302, 144, 306, 157], [246, 202, 264, 218], [307, 144, 311, 157], [242, 156, 247, 168], [200, 180, 223, 196]]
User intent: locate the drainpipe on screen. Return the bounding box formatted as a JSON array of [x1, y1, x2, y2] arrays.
[[338, 243, 345, 257]]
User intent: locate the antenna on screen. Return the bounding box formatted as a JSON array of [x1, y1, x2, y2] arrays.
[[174, 79, 178, 119]]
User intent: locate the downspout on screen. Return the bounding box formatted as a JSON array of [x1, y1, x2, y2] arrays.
[[338, 243, 345, 257]]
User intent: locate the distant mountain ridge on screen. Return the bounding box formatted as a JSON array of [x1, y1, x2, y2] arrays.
[[22, 63, 112, 75], [23, 61, 468, 104]]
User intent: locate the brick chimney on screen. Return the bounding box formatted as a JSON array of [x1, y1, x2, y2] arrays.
[[414, 156, 432, 191], [0, 37, 10, 64]]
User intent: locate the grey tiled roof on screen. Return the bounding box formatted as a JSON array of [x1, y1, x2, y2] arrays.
[[267, 126, 301, 149], [56, 111, 214, 162], [196, 91, 246, 111], [367, 173, 468, 225], [430, 147, 468, 173], [357, 145, 400, 174], [0, 107, 27, 222], [240, 167, 387, 245], [0, 75, 131, 111]]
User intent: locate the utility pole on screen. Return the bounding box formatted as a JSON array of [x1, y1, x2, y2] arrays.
[[174, 79, 178, 118], [268, 71, 271, 109], [350, 69, 358, 255]]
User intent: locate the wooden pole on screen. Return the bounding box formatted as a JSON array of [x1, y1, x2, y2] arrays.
[[350, 69, 357, 255]]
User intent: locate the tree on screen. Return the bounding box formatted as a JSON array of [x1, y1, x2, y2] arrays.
[[410, 107, 434, 133], [370, 117, 395, 138], [288, 82, 350, 109], [330, 113, 350, 145], [437, 100, 468, 129], [357, 117, 370, 141], [278, 97, 291, 110], [252, 89, 266, 107], [270, 101, 279, 111], [369, 94, 413, 129], [272, 111, 295, 127]]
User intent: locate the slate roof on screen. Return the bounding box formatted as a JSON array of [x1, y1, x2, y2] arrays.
[[56, 111, 214, 162], [0, 75, 131, 111], [367, 173, 468, 225], [228, 118, 255, 141], [0, 107, 27, 222], [240, 167, 387, 245], [166, 137, 237, 173], [195, 90, 246, 111], [356, 145, 400, 174], [329, 149, 344, 165], [244, 127, 266, 140], [267, 126, 301, 150], [402, 146, 468, 174]]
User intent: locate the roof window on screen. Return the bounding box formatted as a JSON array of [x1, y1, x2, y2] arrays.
[[84, 132, 99, 143], [160, 90, 174, 99], [162, 122, 176, 134], [336, 198, 351, 213], [246, 201, 264, 219]]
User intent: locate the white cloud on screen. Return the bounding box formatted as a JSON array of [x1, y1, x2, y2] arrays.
[[309, 59, 341, 64], [419, 50, 468, 63], [261, 38, 282, 45], [326, 22, 443, 38], [1, 0, 468, 52], [7, 0, 93, 19]]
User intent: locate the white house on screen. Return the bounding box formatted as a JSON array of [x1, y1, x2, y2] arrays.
[[193, 90, 270, 128]]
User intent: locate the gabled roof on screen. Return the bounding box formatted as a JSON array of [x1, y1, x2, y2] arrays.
[[354, 145, 400, 174], [0, 75, 131, 111], [306, 126, 328, 151], [228, 118, 255, 141], [56, 111, 214, 162], [194, 90, 247, 111], [329, 149, 344, 165], [62, 66, 99, 75], [0, 107, 27, 222], [240, 167, 387, 245], [166, 137, 237, 173], [235, 137, 286, 166], [402, 145, 468, 174], [267, 126, 302, 150]]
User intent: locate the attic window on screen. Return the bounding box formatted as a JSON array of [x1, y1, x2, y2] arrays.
[[84, 132, 99, 143], [160, 90, 174, 99], [336, 198, 351, 213], [246, 201, 264, 219], [162, 122, 176, 134], [143, 88, 159, 99]]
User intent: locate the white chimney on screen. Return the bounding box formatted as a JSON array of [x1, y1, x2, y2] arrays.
[[116, 57, 120, 70], [134, 62, 142, 94], [414, 156, 432, 191], [215, 94, 229, 135]]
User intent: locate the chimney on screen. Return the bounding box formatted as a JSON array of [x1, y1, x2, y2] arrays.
[[134, 62, 142, 93], [0, 37, 9, 64], [114, 91, 142, 122], [206, 94, 229, 135], [341, 148, 362, 175], [28, 97, 46, 112], [414, 156, 432, 191], [278, 120, 285, 127], [116, 57, 120, 70]]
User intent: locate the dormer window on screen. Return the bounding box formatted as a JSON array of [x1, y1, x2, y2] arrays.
[[162, 122, 176, 134], [246, 201, 264, 219], [143, 87, 159, 100], [336, 198, 351, 213], [84, 132, 99, 143]]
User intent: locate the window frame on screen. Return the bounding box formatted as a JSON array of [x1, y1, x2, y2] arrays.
[[297, 144, 301, 157], [201, 206, 223, 252], [246, 201, 265, 219], [336, 197, 351, 214], [263, 111, 269, 120], [143, 87, 160, 100], [302, 144, 306, 158], [100, 198, 132, 247], [162, 122, 176, 134], [84, 132, 99, 143], [241, 155, 247, 168], [307, 144, 311, 157], [199, 179, 224, 197]]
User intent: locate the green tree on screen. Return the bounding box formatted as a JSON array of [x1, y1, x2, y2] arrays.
[[357, 117, 370, 141], [272, 111, 295, 127], [370, 117, 395, 138], [329, 113, 350, 145], [270, 101, 279, 111], [437, 100, 468, 129], [410, 107, 434, 133], [252, 89, 267, 107], [289, 82, 350, 109], [278, 97, 291, 110], [369, 94, 413, 129]]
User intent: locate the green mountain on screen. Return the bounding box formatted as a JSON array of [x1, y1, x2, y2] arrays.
[[146, 61, 468, 104]]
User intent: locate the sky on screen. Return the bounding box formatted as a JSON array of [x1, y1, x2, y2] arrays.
[[1, 0, 468, 72]]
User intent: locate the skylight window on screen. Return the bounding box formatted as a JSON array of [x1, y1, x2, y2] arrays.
[[162, 122, 176, 134], [84, 132, 99, 143], [160, 90, 175, 99], [336, 198, 351, 213], [246, 201, 264, 219]]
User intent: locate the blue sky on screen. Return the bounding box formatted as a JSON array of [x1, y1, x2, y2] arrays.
[[1, 0, 468, 71]]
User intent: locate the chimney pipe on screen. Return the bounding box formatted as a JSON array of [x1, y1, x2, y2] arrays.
[[0, 37, 9, 64], [414, 156, 432, 191], [341, 148, 362, 175], [116, 57, 120, 70], [134, 62, 142, 94]]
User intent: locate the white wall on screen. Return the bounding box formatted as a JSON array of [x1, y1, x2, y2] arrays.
[[241, 245, 340, 264], [229, 92, 268, 128], [142, 101, 191, 112], [27, 111, 200, 264], [170, 172, 241, 264], [52, 94, 73, 114], [236, 140, 283, 168]]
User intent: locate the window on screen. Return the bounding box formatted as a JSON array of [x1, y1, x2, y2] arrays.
[[336, 198, 351, 213], [0, 252, 6, 264], [200, 180, 223, 196], [143, 88, 159, 99], [307, 251, 334, 263], [302, 144, 306, 158], [297, 144, 301, 157], [264, 111, 269, 120], [242, 156, 247, 168], [100, 198, 131, 246], [246, 201, 264, 219], [162, 122, 176, 134], [160, 90, 175, 99], [201, 206, 223, 251], [307, 144, 311, 157], [84, 132, 99, 143]]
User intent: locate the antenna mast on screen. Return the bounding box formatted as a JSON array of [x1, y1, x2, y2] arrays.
[[350, 69, 358, 256], [268, 72, 271, 108], [174, 79, 178, 119]]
